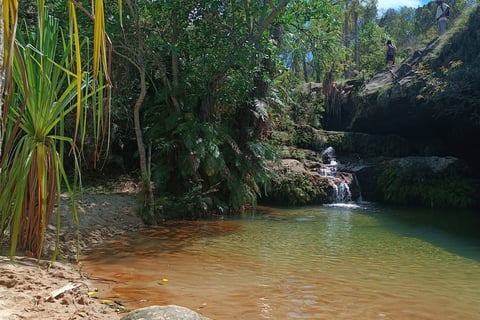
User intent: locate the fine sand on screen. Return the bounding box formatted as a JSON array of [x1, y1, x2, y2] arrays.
[[0, 184, 143, 320]]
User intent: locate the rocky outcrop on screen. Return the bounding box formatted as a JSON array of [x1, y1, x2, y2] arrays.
[[293, 7, 480, 209], [294, 125, 417, 157], [267, 112, 480, 207], [339, 155, 479, 208], [120, 305, 211, 320], [262, 158, 360, 205], [263, 159, 330, 205], [267, 9, 480, 209], [323, 7, 480, 169]]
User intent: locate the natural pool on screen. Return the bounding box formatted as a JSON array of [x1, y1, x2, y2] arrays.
[[81, 203, 480, 319]]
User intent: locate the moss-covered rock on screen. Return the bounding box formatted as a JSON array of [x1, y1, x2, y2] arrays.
[[263, 159, 330, 205], [352, 156, 480, 209], [293, 125, 415, 157]]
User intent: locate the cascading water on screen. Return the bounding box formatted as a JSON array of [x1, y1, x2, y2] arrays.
[[353, 175, 363, 202], [333, 181, 352, 203], [318, 165, 336, 177], [318, 166, 353, 203], [318, 147, 353, 204]]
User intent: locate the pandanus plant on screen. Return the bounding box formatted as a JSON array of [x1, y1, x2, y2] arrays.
[[0, 1, 110, 260]]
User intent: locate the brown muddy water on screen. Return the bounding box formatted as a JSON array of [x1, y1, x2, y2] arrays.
[[81, 204, 480, 319]]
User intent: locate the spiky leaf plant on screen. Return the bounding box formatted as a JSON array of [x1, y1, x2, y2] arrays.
[[0, 9, 95, 260]]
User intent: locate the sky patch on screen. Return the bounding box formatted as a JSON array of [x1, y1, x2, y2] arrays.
[[377, 0, 428, 13]]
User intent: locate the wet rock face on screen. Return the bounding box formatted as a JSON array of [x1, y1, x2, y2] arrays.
[[120, 305, 211, 320]]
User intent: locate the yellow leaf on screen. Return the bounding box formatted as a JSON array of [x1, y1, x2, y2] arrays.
[[162, 278, 169, 282], [207, 167, 215, 176], [87, 291, 96, 297], [100, 299, 114, 304]]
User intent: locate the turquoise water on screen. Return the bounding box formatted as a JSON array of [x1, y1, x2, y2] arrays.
[[82, 204, 480, 319]]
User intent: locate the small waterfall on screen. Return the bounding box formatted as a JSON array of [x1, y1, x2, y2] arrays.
[[318, 146, 354, 204], [318, 164, 353, 204], [353, 175, 363, 202], [318, 165, 336, 177], [335, 181, 352, 203]]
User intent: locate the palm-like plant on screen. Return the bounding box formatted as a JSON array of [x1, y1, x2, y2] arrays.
[[0, 1, 110, 261], [0, 10, 85, 259]]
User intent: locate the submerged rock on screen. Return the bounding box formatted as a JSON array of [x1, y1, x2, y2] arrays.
[[120, 305, 211, 320]]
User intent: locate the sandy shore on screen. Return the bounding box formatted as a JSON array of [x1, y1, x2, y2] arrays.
[[0, 191, 143, 320]]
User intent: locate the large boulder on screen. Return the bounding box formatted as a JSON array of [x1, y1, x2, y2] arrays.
[[120, 305, 211, 320]]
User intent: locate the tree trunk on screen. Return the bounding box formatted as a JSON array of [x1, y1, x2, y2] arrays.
[[343, 1, 350, 48], [133, 69, 154, 212], [125, 0, 154, 214], [353, 1, 360, 68]]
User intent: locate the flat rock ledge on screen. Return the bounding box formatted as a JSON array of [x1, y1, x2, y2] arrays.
[[120, 305, 211, 320]]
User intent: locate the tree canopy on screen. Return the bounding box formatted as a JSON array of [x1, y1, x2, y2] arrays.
[[0, 0, 477, 258]]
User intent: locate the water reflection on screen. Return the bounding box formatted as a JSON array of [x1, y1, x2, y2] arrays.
[[324, 208, 352, 257], [82, 205, 480, 320]]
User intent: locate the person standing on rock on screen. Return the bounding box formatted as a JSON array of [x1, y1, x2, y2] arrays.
[[385, 40, 397, 67], [436, 0, 450, 35]]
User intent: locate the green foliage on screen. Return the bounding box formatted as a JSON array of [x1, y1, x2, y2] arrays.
[[142, 101, 277, 220], [269, 72, 301, 132], [279, 0, 345, 81], [292, 91, 325, 129], [358, 21, 389, 76], [379, 163, 479, 208], [0, 10, 87, 259], [44, 0, 479, 219], [267, 71, 327, 152], [293, 125, 326, 150], [376, 85, 393, 105], [99, 0, 292, 220]]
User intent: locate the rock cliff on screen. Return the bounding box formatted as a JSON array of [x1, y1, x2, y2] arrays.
[[324, 6, 480, 169]]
